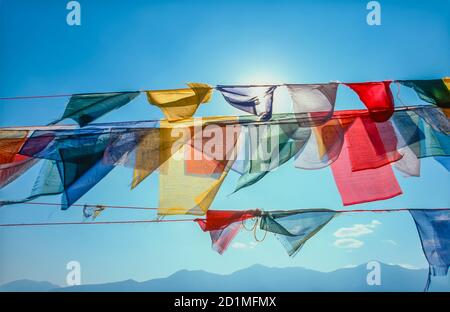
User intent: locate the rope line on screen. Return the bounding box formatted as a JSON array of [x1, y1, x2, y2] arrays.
[[0, 79, 428, 101], [0, 207, 448, 227]]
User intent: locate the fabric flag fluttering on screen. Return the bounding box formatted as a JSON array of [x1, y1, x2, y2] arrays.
[[345, 81, 394, 122], [2, 129, 140, 209], [0, 159, 64, 206], [347, 116, 402, 172], [60, 131, 142, 208], [330, 116, 403, 205], [294, 116, 350, 170], [400, 79, 450, 110], [260, 209, 337, 257], [0, 157, 40, 189], [146, 83, 212, 121], [0, 130, 53, 189], [158, 118, 240, 215], [286, 83, 338, 127], [234, 122, 311, 192], [409, 209, 450, 291], [216, 85, 277, 121], [0, 130, 29, 164], [55, 92, 140, 127], [83, 204, 106, 220], [131, 127, 182, 189], [55, 132, 113, 209], [195, 210, 260, 254]]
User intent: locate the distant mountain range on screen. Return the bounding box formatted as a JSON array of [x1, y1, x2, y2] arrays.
[[1, 263, 448, 292]]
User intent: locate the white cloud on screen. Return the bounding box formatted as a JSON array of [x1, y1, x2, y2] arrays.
[[231, 241, 258, 249], [248, 241, 258, 248], [382, 239, 397, 246], [398, 263, 419, 270], [334, 220, 381, 238], [343, 264, 358, 269], [334, 238, 364, 249], [231, 242, 247, 249]]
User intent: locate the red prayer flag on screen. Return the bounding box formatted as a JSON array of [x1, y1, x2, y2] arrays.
[[345, 81, 394, 122], [331, 119, 403, 206], [347, 116, 402, 171], [196, 209, 260, 231], [195, 210, 260, 254]]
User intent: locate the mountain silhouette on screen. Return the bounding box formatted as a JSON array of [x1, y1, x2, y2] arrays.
[[0, 279, 59, 292], [1, 263, 448, 292]]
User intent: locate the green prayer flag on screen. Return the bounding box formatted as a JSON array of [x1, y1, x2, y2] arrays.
[[260, 209, 337, 257], [59, 92, 140, 127], [400, 79, 450, 108]]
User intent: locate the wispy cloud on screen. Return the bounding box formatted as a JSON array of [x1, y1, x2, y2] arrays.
[[398, 263, 419, 270], [334, 238, 364, 249], [231, 242, 247, 249], [342, 264, 358, 269], [382, 239, 397, 246], [388, 263, 422, 270], [334, 220, 381, 238], [231, 242, 258, 249]]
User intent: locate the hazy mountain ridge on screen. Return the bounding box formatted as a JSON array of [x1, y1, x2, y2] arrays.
[[1, 263, 447, 292]]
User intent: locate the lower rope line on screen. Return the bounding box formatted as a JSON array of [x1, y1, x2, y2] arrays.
[[0, 208, 448, 227]]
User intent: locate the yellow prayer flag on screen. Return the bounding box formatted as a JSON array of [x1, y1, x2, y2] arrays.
[[146, 83, 212, 121], [157, 117, 239, 216]]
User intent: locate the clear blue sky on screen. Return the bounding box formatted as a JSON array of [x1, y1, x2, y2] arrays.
[[0, 0, 449, 287]]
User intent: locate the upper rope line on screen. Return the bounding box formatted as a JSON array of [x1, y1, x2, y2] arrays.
[[0, 78, 440, 101]]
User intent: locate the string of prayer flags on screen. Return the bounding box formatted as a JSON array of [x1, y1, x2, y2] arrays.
[[260, 209, 337, 257], [0, 105, 448, 210], [54, 92, 140, 127], [345, 81, 394, 122], [216, 85, 277, 121], [2, 78, 449, 124], [146, 83, 212, 121], [409, 209, 450, 291]]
